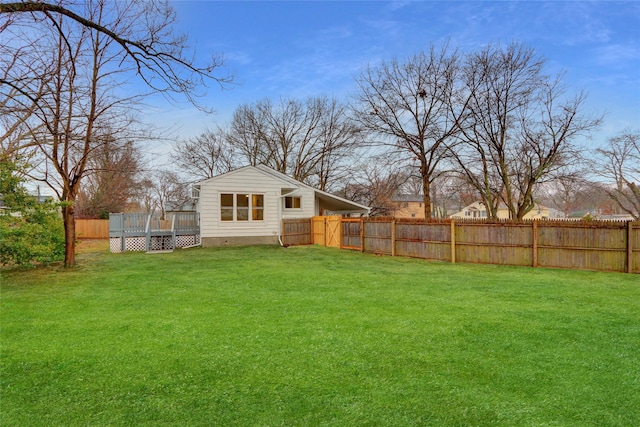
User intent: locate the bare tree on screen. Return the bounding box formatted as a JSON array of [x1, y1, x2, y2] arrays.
[[1, 0, 229, 267], [0, 0, 231, 108], [148, 170, 192, 219], [594, 129, 640, 219], [336, 156, 409, 217], [170, 127, 236, 181], [227, 96, 362, 191], [309, 98, 362, 192], [452, 42, 601, 219], [535, 169, 594, 217], [0, 34, 52, 163], [352, 43, 461, 218], [75, 135, 145, 218], [11, 7, 124, 266]]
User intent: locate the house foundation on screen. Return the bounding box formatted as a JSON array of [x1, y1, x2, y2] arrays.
[[201, 235, 279, 247]]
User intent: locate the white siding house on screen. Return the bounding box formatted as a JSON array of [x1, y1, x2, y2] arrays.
[[193, 165, 369, 246]]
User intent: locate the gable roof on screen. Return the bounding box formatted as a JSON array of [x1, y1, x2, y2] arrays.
[[195, 164, 370, 214]]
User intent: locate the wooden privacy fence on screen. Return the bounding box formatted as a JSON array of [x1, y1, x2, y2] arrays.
[[75, 219, 109, 239], [282, 217, 640, 274], [281, 218, 313, 246]]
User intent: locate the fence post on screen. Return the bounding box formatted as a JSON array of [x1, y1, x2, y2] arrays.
[[532, 220, 538, 268], [360, 218, 365, 253], [391, 219, 396, 257], [627, 221, 633, 273], [450, 219, 456, 264]]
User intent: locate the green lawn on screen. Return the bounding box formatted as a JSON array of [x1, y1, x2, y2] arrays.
[[1, 245, 639, 426]]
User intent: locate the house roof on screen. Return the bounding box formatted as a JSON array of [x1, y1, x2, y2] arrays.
[[195, 164, 370, 214], [456, 201, 551, 212], [392, 194, 424, 203]]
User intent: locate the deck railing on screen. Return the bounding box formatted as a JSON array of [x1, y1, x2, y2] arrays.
[[109, 212, 200, 252]]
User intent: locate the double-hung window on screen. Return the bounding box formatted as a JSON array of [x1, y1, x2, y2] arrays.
[[221, 193, 264, 221], [252, 194, 264, 220]]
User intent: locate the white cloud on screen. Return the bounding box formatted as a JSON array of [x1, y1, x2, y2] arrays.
[[593, 43, 640, 67]]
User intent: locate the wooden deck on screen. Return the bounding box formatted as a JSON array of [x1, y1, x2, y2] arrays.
[[109, 212, 200, 253]]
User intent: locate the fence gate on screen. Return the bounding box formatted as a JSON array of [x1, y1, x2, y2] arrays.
[[312, 216, 326, 246], [325, 216, 341, 248], [312, 215, 342, 248]]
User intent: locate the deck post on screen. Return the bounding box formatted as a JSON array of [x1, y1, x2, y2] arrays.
[[171, 214, 177, 250], [145, 213, 152, 251]]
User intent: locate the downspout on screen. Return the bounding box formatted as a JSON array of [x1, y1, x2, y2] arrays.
[[277, 194, 284, 247]]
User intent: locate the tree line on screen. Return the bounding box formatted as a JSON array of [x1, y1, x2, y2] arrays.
[[1, 1, 638, 267], [168, 42, 636, 222]]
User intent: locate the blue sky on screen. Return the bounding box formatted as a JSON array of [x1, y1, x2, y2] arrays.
[[152, 0, 639, 158]]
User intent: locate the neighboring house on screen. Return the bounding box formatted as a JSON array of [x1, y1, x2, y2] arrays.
[[450, 201, 555, 220], [193, 165, 370, 247], [450, 201, 488, 219], [391, 194, 426, 219], [389, 194, 447, 219]]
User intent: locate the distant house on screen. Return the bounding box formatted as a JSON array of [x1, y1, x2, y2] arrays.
[[193, 165, 369, 247], [450, 201, 556, 220], [391, 194, 426, 219], [450, 201, 489, 219], [389, 194, 446, 218]]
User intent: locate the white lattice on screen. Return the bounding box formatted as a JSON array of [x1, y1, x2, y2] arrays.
[[175, 235, 191, 247], [110, 238, 122, 253], [150, 236, 174, 251], [125, 236, 146, 252], [111, 234, 199, 253], [176, 235, 194, 247], [165, 236, 175, 250]]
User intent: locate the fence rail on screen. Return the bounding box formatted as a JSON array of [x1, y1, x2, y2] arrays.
[[282, 217, 640, 274]]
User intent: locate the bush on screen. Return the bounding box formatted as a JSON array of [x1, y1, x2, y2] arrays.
[[0, 162, 65, 267]]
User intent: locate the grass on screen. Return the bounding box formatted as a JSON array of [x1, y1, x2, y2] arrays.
[[1, 244, 639, 426]]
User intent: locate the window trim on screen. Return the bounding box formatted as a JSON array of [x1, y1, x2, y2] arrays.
[[284, 195, 302, 210], [220, 192, 265, 222]]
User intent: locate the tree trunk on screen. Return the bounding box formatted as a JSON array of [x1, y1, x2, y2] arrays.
[[422, 163, 432, 219], [62, 202, 76, 267]]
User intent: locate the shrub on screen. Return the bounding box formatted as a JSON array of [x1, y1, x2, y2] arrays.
[[0, 161, 65, 267]]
